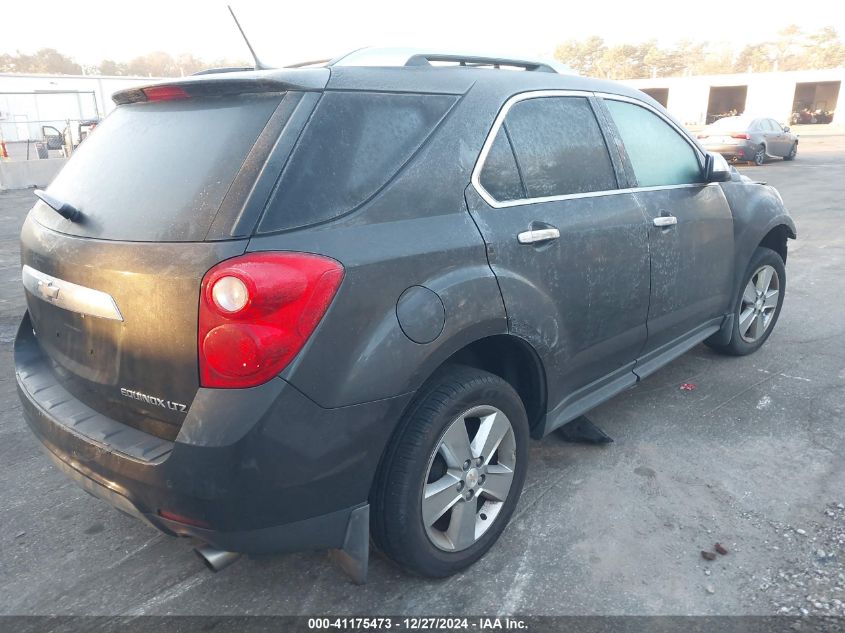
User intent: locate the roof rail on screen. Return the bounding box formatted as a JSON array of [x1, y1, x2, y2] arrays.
[[327, 48, 574, 74], [405, 53, 557, 73]]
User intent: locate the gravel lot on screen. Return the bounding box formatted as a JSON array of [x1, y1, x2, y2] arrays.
[[1, 136, 843, 617]]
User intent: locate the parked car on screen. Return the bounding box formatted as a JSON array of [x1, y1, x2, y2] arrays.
[[15, 49, 796, 582], [697, 115, 799, 165]]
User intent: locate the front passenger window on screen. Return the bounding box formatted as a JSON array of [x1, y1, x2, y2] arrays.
[[605, 100, 702, 188]]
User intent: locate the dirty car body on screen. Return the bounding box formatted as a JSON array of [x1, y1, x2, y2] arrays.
[[14, 51, 796, 580]]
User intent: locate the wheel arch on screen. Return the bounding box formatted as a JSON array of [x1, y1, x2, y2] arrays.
[[405, 332, 547, 434], [758, 223, 794, 264], [442, 334, 548, 432], [370, 333, 547, 496], [721, 180, 796, 305]]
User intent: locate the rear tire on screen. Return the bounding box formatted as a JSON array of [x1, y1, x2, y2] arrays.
[[752, 145, 766, 166], [706, 246, 785, 356], [371, 365, 529, 578]]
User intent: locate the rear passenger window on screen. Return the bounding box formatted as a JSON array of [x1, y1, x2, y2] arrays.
[[604, 99, 702, 187], [478, 128, 525, 201], [259, 91, 457, 233], [503, 97, 617, 198]]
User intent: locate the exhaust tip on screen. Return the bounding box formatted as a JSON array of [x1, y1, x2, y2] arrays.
[[194, 545, 241, 572]]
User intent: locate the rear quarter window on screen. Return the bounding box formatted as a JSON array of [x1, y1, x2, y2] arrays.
[[258, 91, 457, 233]]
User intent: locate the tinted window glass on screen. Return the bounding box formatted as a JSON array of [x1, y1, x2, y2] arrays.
[[260, 91, 457, 233], [504, 97, 617, 198], [605, 99, 702, 187], [479, 128, 524, 201], [38, 94, 282, 242]]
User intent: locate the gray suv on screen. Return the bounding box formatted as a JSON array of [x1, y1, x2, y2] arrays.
[[14, 50, 796, 582]]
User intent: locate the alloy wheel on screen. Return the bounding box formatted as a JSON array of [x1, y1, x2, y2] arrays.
[[422, 405, 517, 552], [738, 264, 780, 343], [754, 147, 766, 166]]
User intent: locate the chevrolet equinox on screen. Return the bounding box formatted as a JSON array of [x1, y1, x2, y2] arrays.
[[15, 48, 796, 582]]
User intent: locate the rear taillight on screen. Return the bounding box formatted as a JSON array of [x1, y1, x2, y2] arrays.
[[697, 134, 708, 139], [198, 252, 344, 388], [730, 133, 750, 140]]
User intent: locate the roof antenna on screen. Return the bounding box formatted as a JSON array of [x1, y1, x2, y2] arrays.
[[227, 5, 268, 70]]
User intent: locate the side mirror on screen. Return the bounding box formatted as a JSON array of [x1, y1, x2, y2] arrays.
[[782, 125, 790, 132], [704, 152, 732, 183]]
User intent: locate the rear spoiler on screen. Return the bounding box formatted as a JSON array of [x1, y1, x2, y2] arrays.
[[112, 68, 329, 105]]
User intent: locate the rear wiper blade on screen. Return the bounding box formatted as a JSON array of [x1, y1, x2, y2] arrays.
[[34, 190, 81, 222]]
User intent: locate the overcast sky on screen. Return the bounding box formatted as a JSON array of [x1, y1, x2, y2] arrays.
[[4, 0, 844, 67]]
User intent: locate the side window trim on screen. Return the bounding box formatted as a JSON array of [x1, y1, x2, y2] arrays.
[[471, 89, 712, 209], [472, 89, 609, 209], [596, 92, 707, 188], [504, 96, 620, 199]]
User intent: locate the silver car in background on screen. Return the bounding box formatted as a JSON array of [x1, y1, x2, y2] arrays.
[[697, 116, 799, 165]]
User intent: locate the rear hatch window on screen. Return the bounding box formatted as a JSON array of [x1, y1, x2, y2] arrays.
[[33, 94, 282, 242]]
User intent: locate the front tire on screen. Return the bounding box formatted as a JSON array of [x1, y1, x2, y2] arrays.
[[371, 365, 529, 577], [707, 246, 785, 356], [784, 142, 798, 161]]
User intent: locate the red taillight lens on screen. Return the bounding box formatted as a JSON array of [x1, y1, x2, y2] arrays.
[[142, 85, 190, 102], [199, 252, 344, 388], [730, 133, 750, 140]]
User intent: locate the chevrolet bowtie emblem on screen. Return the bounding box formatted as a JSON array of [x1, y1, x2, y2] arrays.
[[36, 279, 60, 301]]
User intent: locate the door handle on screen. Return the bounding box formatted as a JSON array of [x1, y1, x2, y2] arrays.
[[517, 228, 560, 244], [653, 216, 678, 228]]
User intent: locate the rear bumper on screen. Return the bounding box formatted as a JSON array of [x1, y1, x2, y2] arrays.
[[15, 313, 412, 554], [701, 142, 754, 161]]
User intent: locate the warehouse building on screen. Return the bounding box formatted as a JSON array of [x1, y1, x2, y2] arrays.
[[623, 67, 843, 127]]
